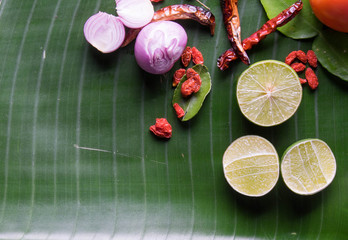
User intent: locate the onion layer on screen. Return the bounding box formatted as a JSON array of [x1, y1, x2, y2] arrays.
[[134, 21, 188, 75], [116, 0, 154, 28], [84, 12, 125, 53]]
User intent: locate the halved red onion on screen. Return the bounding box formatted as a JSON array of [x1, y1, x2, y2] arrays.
[[83, 12, 125, 53], [115, 0, 154, 28], [134, 21, 188, 75]]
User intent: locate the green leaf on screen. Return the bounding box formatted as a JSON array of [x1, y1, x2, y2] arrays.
[[313, 29, 348, 81], [260, 0, 322, 39], [172, 64, 211, 121], [1, 0, 348, 238]]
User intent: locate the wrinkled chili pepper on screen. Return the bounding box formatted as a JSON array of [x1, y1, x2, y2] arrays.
[[290, 62, 306, 72], [217, 0, 303, 70], [181, 68, 201, 97], [305, 67, 318, 90], [122, 4, 216, 47], [149, 118, 172, 138], [173, 68, 186, 87], [181, 46, 192, 67], [150, 0, 164, 2], [307, 50, 318, 68], [173, 103, 185, 118], [191, 47, 204, 65], [221, 0, 250, 65]]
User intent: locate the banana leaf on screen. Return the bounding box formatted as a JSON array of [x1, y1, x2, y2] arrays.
[[0, 0, 347, 239]]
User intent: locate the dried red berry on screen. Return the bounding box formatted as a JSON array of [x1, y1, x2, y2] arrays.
[[296, 50, 307, 63], [173, 103, 185, 118], [149, 118, 172, 139], [191, 47, 204, 65], [305, 67, 319, 90], [181, 68, 202, 97], [181, 46, 192, 67], [290, 62, 306, 72], [299, 78, 307, 84], [285, 51, 297, 65], [181, 78, 199, 97], [307, 50, 318, 68], [173, 68, 186, 87]]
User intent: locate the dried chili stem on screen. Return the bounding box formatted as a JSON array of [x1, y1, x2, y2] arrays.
[[196, 0, 210, 10], [217, 0, 303, 70]]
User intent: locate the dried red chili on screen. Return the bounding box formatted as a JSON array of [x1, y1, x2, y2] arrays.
[[181, 68, 202, 97], [150, 0, 164, 2], [217, 0, 303, 70], [305, 67, 319, 90], [173, 68, 186, 87], [221, 0, 250, 65], [122, 4, 216, 47], [307, 50, 318, 68], [181, 46, 192, 67], [149, 118, 172, 139], [173, 103, 185, 118], [290, 62, 306, 72], [191, 47, 204, 65]]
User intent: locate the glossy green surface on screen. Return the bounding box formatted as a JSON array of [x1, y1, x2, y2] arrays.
[[0, 0, 347, 239]]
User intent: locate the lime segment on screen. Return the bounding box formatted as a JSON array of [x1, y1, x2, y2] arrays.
[[281, 139, 336, 195], [237, 60, 302, 127], [223, 135, 279, 197]]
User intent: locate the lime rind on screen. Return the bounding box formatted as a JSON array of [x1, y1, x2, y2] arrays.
[[236, 60, 302, 127], [281, 138, 336, 195], [223, 135, 279, 197]]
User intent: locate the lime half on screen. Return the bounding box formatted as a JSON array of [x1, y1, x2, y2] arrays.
[[237, 60, 302, 127], [281, 139, 336, 195], [223, 135, 279, 197]]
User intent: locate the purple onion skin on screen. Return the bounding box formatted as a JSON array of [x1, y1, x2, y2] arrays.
[[134, 21, 188, 75]]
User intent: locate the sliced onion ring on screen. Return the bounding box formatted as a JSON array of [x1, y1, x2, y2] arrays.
[[83, 12, 125, 53], [116, 0, 154, 28]]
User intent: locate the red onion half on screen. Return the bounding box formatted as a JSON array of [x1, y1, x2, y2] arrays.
[[84, 12, 125, 53], [134, 21, 188, 75], [116, 0, 154, 28]]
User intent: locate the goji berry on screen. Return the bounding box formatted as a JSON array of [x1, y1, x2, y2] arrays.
[[299, 78, 307, 84], [290, 62, 306, 72], [173, 103, 185, 118], [296, 50, 307, 63], [186, 68, 201, 89], [173, 68, 186, 87], [191, 47, 204, 65], [305, 67, 318, 90], [181, 78, 199, 97], [181, 68, 202, 97], [181, 46, 192, 67], [307, 50, 317, 68], [149, 118, 172, 139], [285, 51, 297, 65]]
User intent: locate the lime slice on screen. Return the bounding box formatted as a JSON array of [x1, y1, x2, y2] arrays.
[[222, 135, 279, 197], [236, 60, 302, 127], [281, 139, 336, 195]]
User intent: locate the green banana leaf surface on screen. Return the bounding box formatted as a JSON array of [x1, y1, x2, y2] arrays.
[[1, 0, 348, 239]]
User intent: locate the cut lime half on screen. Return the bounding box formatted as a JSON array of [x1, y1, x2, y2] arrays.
[[223, 135, 279, 197], [281, 139, 336, 195], [237, 60, 302, 127]]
